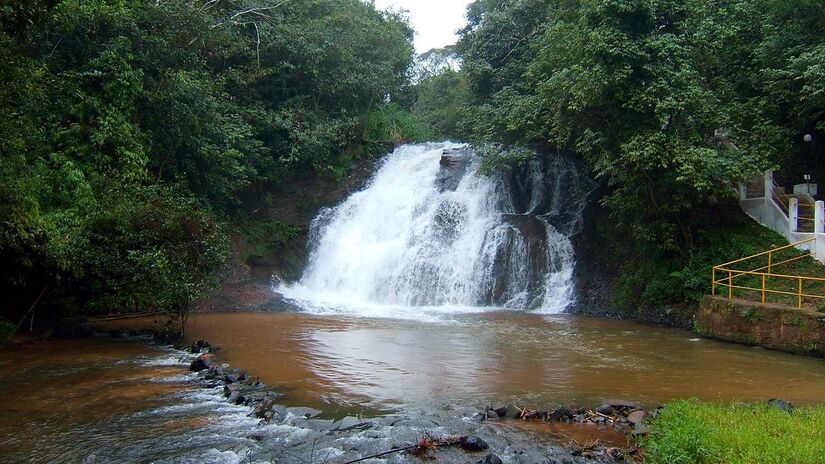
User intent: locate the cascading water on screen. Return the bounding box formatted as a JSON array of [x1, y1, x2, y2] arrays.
[[279, 142, 592, 317]]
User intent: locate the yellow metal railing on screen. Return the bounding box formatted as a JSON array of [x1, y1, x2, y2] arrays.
[[712, 238, 825, 309]]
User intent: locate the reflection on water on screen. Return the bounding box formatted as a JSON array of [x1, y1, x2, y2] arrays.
[[3, 311, 825, 463], [182, 312, 825, 410]]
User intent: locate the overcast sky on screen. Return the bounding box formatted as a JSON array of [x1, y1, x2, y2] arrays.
[[372, 0, 473, 54]]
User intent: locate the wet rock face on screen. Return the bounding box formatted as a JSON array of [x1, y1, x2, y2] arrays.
[[436, 148, 471, 192], [507, 151, 594, 235]]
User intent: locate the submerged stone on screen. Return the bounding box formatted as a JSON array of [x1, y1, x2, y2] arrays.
[[460, 435, 489, 452]]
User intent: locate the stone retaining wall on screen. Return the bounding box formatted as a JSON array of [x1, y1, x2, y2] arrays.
[[696, 295, 825, 357]]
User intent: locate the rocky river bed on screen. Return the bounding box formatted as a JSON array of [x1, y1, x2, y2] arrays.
[[0, 332, 636, 464]]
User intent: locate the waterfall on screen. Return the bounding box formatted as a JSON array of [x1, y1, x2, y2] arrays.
[[279, 142, 591, 317]]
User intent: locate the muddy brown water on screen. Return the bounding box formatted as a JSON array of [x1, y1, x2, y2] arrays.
[[178, 312, 825, 410], [4, 311, 825, 463]]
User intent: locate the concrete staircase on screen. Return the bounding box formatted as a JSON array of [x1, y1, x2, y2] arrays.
[[739, 171, 825, 263]]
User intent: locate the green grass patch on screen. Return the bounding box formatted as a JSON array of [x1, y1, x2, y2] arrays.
[[645, 400, 825, 464]]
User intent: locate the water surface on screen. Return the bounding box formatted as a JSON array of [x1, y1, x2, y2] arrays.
[[182, 311, 825, 411]]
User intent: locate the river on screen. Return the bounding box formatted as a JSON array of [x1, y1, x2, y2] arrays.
[[3, 311, 825, 463], [3, 143, 825, 462]]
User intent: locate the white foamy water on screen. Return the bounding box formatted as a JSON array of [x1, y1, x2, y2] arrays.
[[279, 142, 579, 318]]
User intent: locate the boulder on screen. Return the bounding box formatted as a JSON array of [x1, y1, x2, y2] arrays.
[[189, 353, 217, 372], [482, 453, 503, 464], [493, 405, 508, 417], [459, 436, 489, 452], [627, 410, 646, 425]]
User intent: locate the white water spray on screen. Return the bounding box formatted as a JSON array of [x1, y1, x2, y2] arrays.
[[279, 143, 582, 317]]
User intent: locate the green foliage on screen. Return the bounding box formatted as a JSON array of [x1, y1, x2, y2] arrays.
[[476, 144, 537, 175], [442, 0, 825, 313], [240, 218, 299, 262], [611, 207, 789, 312], [0, 0, 417, 326], [645, 400, 825, 464], [361, 103, 430, 144], [413, 69, 470, 140]]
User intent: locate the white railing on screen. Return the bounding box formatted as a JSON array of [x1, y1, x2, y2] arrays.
[[739, 170, 825, 264]]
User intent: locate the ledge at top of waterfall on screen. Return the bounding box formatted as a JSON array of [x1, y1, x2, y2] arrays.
[[278, 142, 593, 321]]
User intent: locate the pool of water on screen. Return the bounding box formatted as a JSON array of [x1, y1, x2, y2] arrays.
[[179, 311, 825, 411]]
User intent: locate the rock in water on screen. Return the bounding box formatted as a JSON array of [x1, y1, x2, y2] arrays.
[[503, 405, 522, 419], [627, 410, 646, 424], [767, 399, 793, 413], [189, 353, 216, 372], [460, 436, 489, 452], [597, 399, 638, 415], [483, 453, 503, 464], [549, 406, 573, 421], [190, 340, 211, 354]]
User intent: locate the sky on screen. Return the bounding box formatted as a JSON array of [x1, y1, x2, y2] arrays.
[[372, 0, 473, 54]]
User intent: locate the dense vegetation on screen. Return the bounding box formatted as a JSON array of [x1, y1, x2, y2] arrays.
[[3, 0, 825, 334], [645, 400, 825, 464], [414, 0, 825, 318], [0, 0, 420, 333]]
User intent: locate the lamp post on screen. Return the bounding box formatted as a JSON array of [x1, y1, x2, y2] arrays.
[[804, 134, 813, 195]]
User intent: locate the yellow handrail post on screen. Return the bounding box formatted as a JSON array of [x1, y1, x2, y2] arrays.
[[710, 239, 822, 310], [761, 274, 766, 303], [712, 268, 716, 296]]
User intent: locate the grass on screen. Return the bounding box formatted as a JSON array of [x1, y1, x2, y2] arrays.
[[644, 400, 825, 464]]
